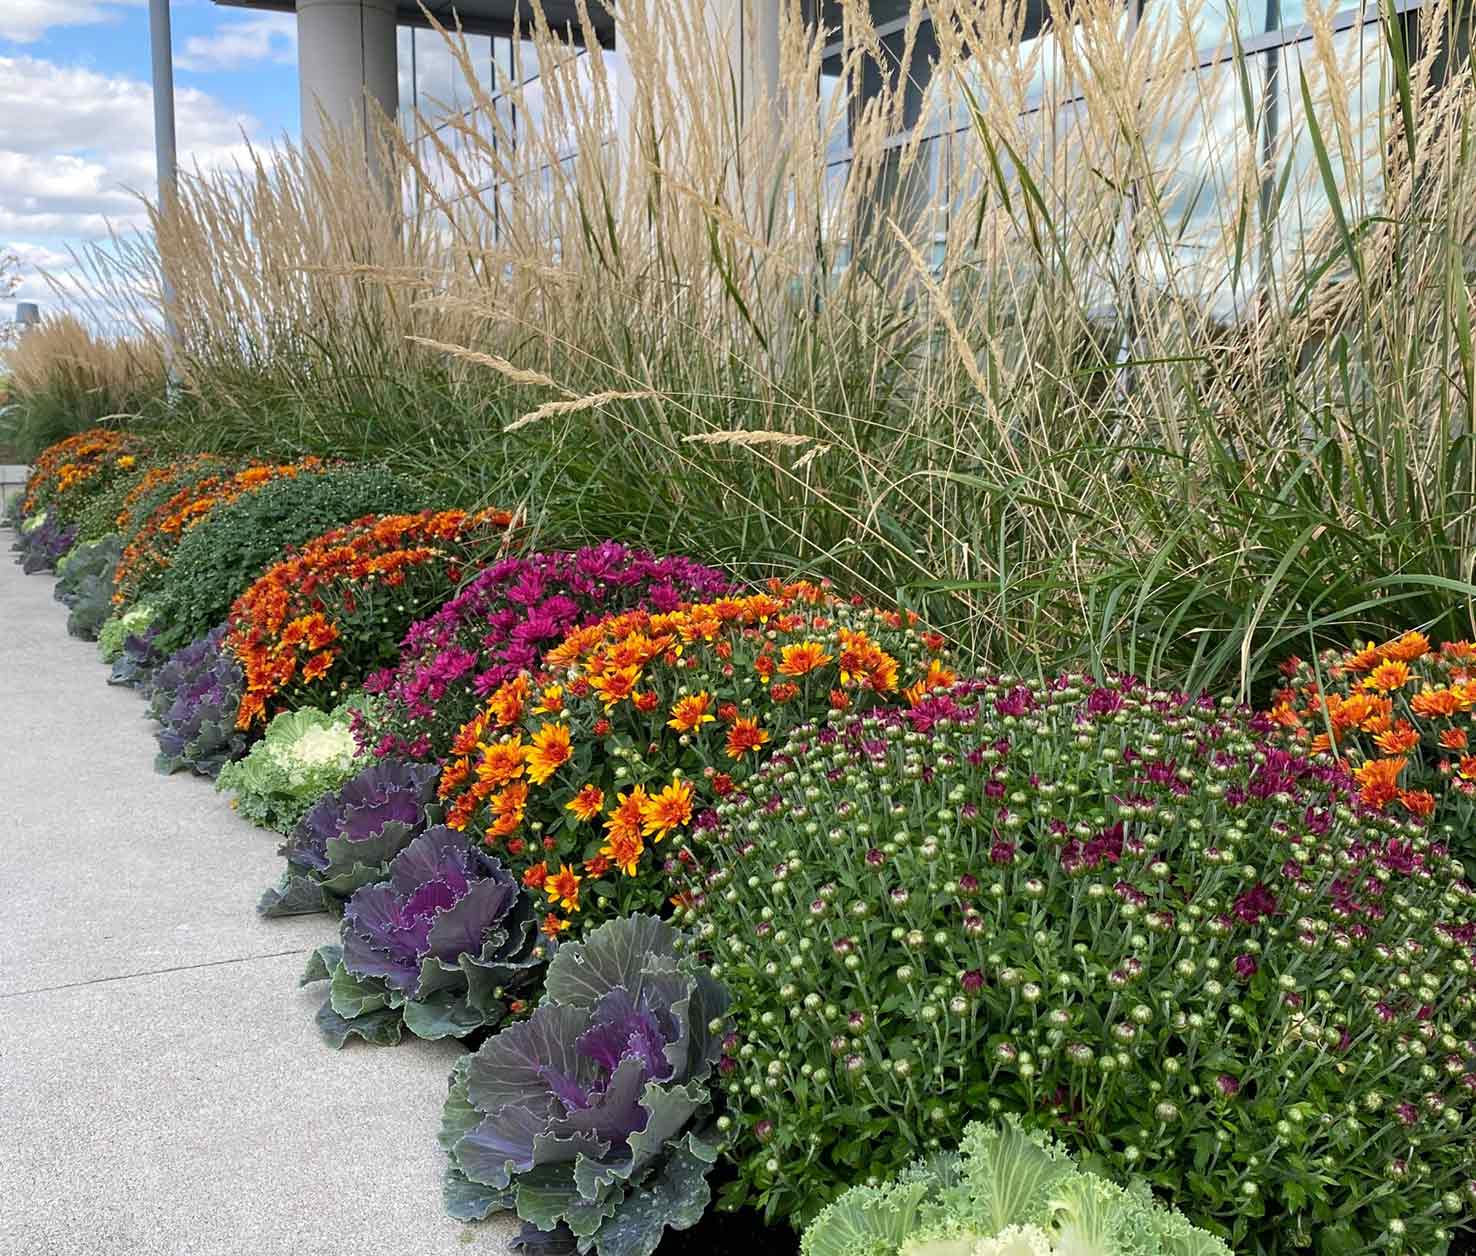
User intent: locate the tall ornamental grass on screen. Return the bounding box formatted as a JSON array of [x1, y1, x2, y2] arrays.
[[13, 0, 1476, 700]]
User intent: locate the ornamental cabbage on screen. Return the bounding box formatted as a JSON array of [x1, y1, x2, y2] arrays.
[[440, 914, 729, 1256], [98, 602, 156, 663], [55, 534, 122, 640], [258, 757, 439, 917], [16, 512, 78, 573], [802, 1118, 1229, 1256], [215, 702, 362, 832], [149, 627, 248, 778], [301, 826, 541, 1045]]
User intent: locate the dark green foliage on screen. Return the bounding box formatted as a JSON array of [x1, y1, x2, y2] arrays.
[[148, 464, 425, 655], [74, 467, 152, 543]]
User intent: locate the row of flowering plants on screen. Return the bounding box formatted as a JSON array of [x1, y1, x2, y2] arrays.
[[353, 542, 732, 763], [20, 427, 145, 521], [24, 424, 1476, 1255], [112, 457, 328, 607], [434, 580, 956, 941], [1270, 630, 1476, 844], [223, 507, 517, 729]]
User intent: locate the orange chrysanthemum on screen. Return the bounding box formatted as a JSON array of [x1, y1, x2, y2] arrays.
[[725, 716, 770, 759], [778, 641, 834, 677], [1373, 721, 1421, 756], [1382, 630, 1432, 662], [475, 737, 528, 788], [1354, 757, 1406, 809], [603, 786, 650, 843], [668, 691, 716, 733], [567, 784, 605, 822], [1440, 728, 1469, 751], [1362, 660, 1412, 693], [600, 827, 646, 876], [526, 723, 573, 784], [545, 864, 582, 912], [1411, 687, 1465, 719], [641, 778, 694, 841]]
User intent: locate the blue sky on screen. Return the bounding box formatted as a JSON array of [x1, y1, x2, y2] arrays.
[[1, 0, 302, 311]]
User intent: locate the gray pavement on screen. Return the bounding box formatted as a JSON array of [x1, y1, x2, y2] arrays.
[[0, 551, 520, 1254]]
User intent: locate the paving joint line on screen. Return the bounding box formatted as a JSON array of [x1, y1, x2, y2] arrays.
[[0, 947, 315, 1000]]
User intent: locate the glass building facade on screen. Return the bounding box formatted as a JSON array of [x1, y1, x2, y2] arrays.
[[391, 1, 1464, 293]]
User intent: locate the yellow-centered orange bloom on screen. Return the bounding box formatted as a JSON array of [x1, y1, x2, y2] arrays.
[[474, 737, 527, 788], [667, 691, 716, 733], [604, 786, 650, 843], [1362, 660, 1412, 693], [778, 641, 834, 677], [1344, 643, 1383, 673], [567, 784, 605, 822], [533, 685, 565, 715], [641, 778, 694, 841], [725, 716, 769, 759], [526, 723, 573, 784], [489, 676, 530, 727], [590, 666, 641, 708], [600, 828, 645, 876], [545, 864, 582, 912]]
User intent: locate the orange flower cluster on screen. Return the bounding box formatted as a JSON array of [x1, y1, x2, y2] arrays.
[[226, 508, 515, 729], [1270, 631, 1476, 823], [112, 458, 326, 606], [437, 580, 953, 937], [22, 428, 144, 517], [112, 455, 225, 536]]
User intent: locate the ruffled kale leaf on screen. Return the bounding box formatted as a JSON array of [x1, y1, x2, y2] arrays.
[[149, 626, 249, 777], [442, 915, 730, 1256], [258, 756, 439, 917], [302, 826, 541, 1045]]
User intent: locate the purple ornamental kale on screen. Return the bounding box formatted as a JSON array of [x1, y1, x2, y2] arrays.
[[258, 757, 439, 918], [150, 626, 248, 778], [440, 915, 730, 1255], [355, 543, 731, 762], [301, 826, 541, 1046], [18, 515, 78, 574], [108, 621, 165, 688]]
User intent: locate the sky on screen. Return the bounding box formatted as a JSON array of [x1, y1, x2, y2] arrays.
[[0, 0, 301, 318]]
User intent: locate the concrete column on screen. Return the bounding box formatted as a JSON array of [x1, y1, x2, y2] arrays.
[[297, 0, 399, 158]]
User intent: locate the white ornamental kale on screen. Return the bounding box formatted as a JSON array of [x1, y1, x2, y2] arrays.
[[440, 915, 730, 1256], [802, 1118, 1230, 1256], [215, 701, 364, 833]]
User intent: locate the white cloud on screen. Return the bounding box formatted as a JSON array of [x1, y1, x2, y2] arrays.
[[177, 13, 297, 72], [0, 0, 142, 45], [0, 54, 268, 321]]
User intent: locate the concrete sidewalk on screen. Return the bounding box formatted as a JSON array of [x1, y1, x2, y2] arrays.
[[0, 553, 519, 1254]]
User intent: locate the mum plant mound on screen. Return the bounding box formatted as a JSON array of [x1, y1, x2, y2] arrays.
[[224, 507, 516, 729], [148, 626, 248, 778], [355, 543, 731, 763], [215, 701, 362, 832], [22, 428, 145, 521], [258, 757, 440, 917], [801, 1117, 1229, 1256], [148, 463, 425, 657], [437, 581, 953, 941], [112, 457, 325, 609], [73, 458, 152, 544], [1270, 630, 1476, 847], [440, 914, 729, 1256], [55, 534, 122, 639], [302, 825, 541, 1045], [693, 674, 1476, 1253]]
